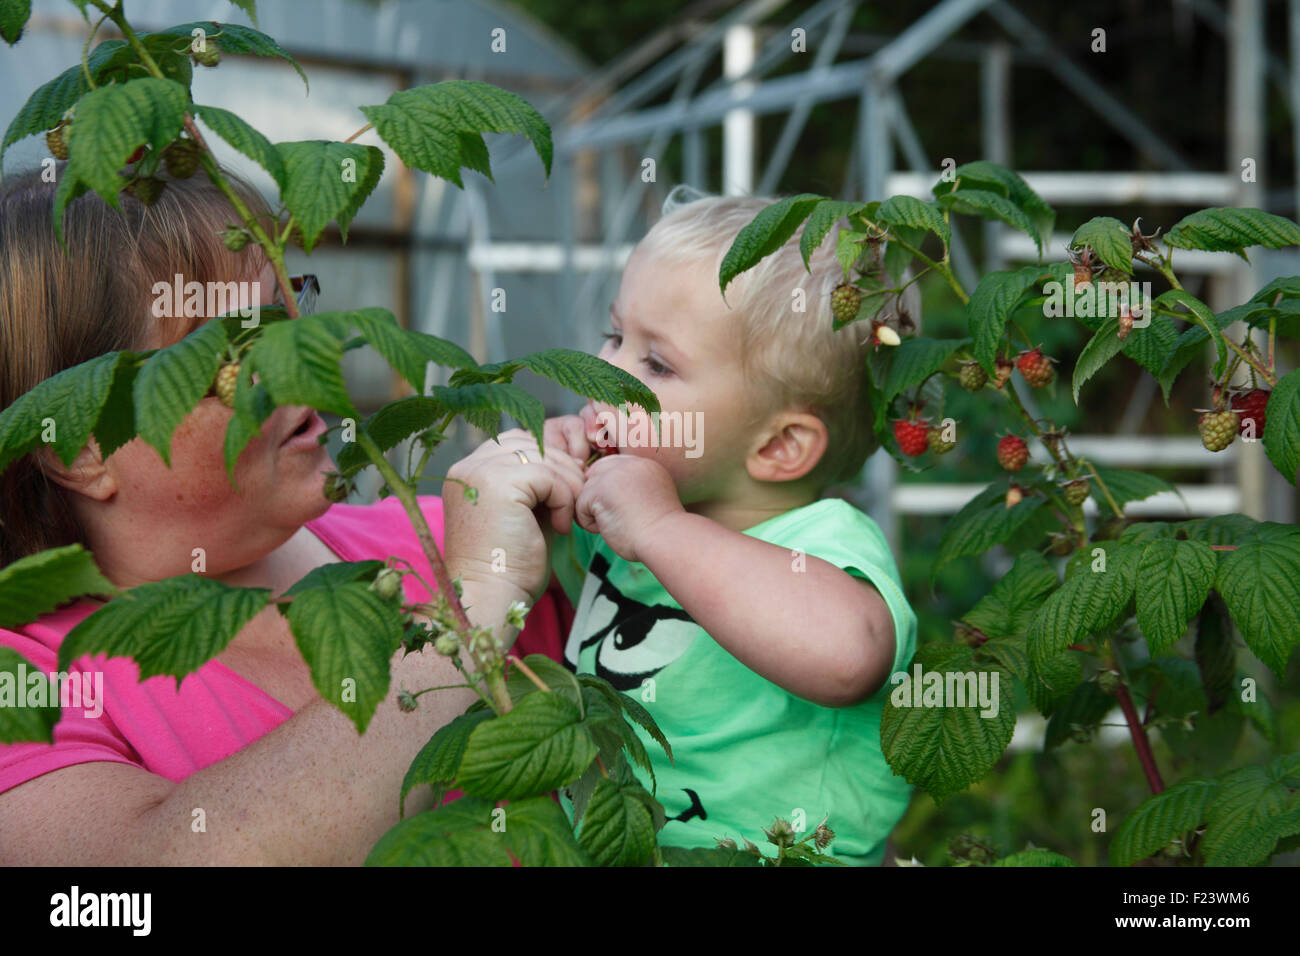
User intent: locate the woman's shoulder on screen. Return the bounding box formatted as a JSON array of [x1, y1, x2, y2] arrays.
[[304, 494, 445, 564]]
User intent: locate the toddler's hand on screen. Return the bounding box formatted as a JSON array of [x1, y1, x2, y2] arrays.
[[576, 454, 682, 563]]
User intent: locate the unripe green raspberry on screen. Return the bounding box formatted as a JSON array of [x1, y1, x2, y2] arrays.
[[1198, 409, 1239, 452], [163, 138, 201, 178], [830, 283, 863, 326], [45, 123, 70, 160], [370, 567, 403, 602], [1063, 479, 1090, 506], [220, 227, 250, 251], [434, 633, 462, 656], [1097, 669, 1121, 695], [958, 361, 987, 392], [322, 471, 350, 503], [194, 46, 221, 67], [123, 176, 165, 206]]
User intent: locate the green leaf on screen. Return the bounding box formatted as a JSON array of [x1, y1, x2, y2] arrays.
[[1155, 304, 1239, 401], [1153, 289, 1227, 378], [935, 480, 1048, 575], [53, 78, 190, 239], [576, 674, 672, 763], [1044, 680, 1116, 749], [365, 798, 513, 866], [0, 350, 135, 478], [1028, 542, 1140, 672], [399, 709, 493, 815], [0, 545, 116, 628], [719, 194, 826, 295], [0, 0, 30, 45], [247, 312, 356, 417], [93, 350, 143, 462], [577, 771, 659, 866], [1165, 207, 1300, 260], [990, 849, 1076, 867], [833, 229, 873, 279], [337, 397, 444, 478], [156, 22, 307, 90], [191, 104, 286, 189], [1263, 368, 1300, 484], [1136, 657, 1206, 718], [499, 350, 659, 417], [1214, 526, 1300, 675], [962, 552, 1058, 642], [285, 582, 404, 735], [276, 141, 384, 252], [1072, 316, 1125, 403], [281, 560, 385, 598], [1, 40, 127, 159], [1089, 467, 1177, 511], [1134, 539, 1216, 654], [1181, 512, 1264, 546], [457, 692, 598, 800], [227, 0, 259, 27], [345, 308, 476, 393], [0, 648, 60, 743], [132, 320, 228, 467], [875, 195, 950, 252], [660, 845, 763, 867], [882, 225, 923, 283], [799, 200, 868, 268], [1201, 753, 1300, 865], [1110, 777, 1218, 866], [1068, 216, 1133, 274], [580, 683, 656, 794], [505, 654, 585, 713], [360, 80, 552, 188], [1194, 595, 1236, 715], [221, 360, 275, 482], [880, 643, 1015, 802], [880, 337, 969, 403], [430, 383, 545, 447], [57, 576, 269, 680], [933, 160, 1055, 244], [967, 265, 1052, 376], [1118, 314, 1180, 381], [499, 795, 591, 866], [938, 189, 1041, 255]]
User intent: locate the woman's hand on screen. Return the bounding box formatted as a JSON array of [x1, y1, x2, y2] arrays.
[[543, 413, 592, 461], [443, 429, 586, 603]]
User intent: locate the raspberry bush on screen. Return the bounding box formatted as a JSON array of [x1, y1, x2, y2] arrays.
[[719, 163, 1300, 866], [0, 0, 845, 868]]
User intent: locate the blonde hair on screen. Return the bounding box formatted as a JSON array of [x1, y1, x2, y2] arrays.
[[0, 165, 274, 568], [637, 191, 897, 486]]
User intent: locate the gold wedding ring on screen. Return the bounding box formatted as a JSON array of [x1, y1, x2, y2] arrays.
[[513, 449, 529, 465]]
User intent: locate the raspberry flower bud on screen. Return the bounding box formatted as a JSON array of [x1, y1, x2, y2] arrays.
[[369, 567, 403, 603], [504, 600, 529, 631], [764, 817, 796, 849], [814, 822, 835, 850], [397, 689, 418, 713]]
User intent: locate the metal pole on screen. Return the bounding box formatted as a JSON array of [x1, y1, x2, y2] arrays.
[[724, 23, 758, 195], [980, 40, 1011, 272]]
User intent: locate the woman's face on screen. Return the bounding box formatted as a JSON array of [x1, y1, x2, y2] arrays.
[[80, 261, 333, 586]]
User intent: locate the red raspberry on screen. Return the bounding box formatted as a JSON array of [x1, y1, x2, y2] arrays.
[[893, 419, 930, 456], [1230, 388, 1270, 438], [997, 434, 1029, 471], [1016, 347, 1056, 387], [993, 357, 1014, 389]]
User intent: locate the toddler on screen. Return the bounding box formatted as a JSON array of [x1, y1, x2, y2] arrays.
[[549, 189, 918, 865]]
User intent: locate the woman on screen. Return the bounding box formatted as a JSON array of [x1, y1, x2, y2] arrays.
[[0, 167, 588, 865]]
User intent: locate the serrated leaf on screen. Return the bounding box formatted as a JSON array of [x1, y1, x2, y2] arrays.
[[52, 78, 190, 240], [1109, 777, 1218, 866], [360, 80, 552, 188], [1152, 289, 1227, 379], [833, 228, 873, 278], [660, 845, 763, 867], [430, 383, 545, 446], [281, 560, 385, 598], [1089, 467, 1177, 512], [883, 224, 923, 283], [222, 361, 275, 482], [880, 337, 969, 403], [1118, 314, 1180, 380], [499, 795, 591, 866], [0, 350, 133, 477], [876, 195, 950, 251], [457, 691, 597, 800], [365, 798, 512, 866], [990, 849, 1076, 866], [1072, 316, 1125, 403], [1, 39, 127, 159], [719, 194, 826, 295], [799, 200, 868, 268], [0, 648, 60, 743], [277, 141, 383, 252], [933, 160, 1055, 243], [228, 0, 259, 27], [1134, 539, 1216, 654], [285, 581, 404, 734], [399, 709, 492, 815], [155, 22, 307, 89], [57, 576, 269, 681], [1194, 594, 1236, 715], [132, 320, 228, 467], [247, 311, 356, 417], [0, 0, 30, 45], [0, 545, 116, 628], [344, 308, 476, 394], [580, 683, 656, 794], [938, 189, 1041, 255], [1201, 754, 1300, 865], [576, 674, 672, 764], [1044, 681, 1116, 749], [505, 654, 584, 713], [192, 104, 286, 189], [92, 351, 143, 462], [967, 265, 1052, 375], [502, 350, 659, 417], [1028, 542, 1140, 672], [935, 480, 1048, 575], [577, 773, 659, 866], [1181, 512, 1264, 546], [880, 643, 1015, 802], [1263, 368, 1300, 484], [1214, 526, 1300, 675], [1166, 207, 1300, 260], [1068, 216, 1133, 274], [962, 552, 1058, 641], [337, 397, 444, 478]]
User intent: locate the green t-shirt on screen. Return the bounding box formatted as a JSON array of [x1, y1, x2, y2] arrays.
[[551, 497, 917, 866]]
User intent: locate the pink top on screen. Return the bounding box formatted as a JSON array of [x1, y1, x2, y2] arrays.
[[0, 495, 572, 796]]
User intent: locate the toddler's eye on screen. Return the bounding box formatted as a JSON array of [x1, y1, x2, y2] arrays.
[[600, 331, 622, 348], [645, 356, 673, 377]]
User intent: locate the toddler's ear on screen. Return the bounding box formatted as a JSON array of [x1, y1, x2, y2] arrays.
[[747, 412, 828, 483]]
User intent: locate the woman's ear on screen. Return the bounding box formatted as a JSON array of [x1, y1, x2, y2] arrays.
[[38, 439, 116, 502], [746, 412, 828, 483]]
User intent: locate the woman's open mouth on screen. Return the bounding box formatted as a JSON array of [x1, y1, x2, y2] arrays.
[[280, 409, 327, 450]]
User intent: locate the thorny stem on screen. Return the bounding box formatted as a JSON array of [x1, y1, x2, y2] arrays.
[[1115, 680, 1166, 795]]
